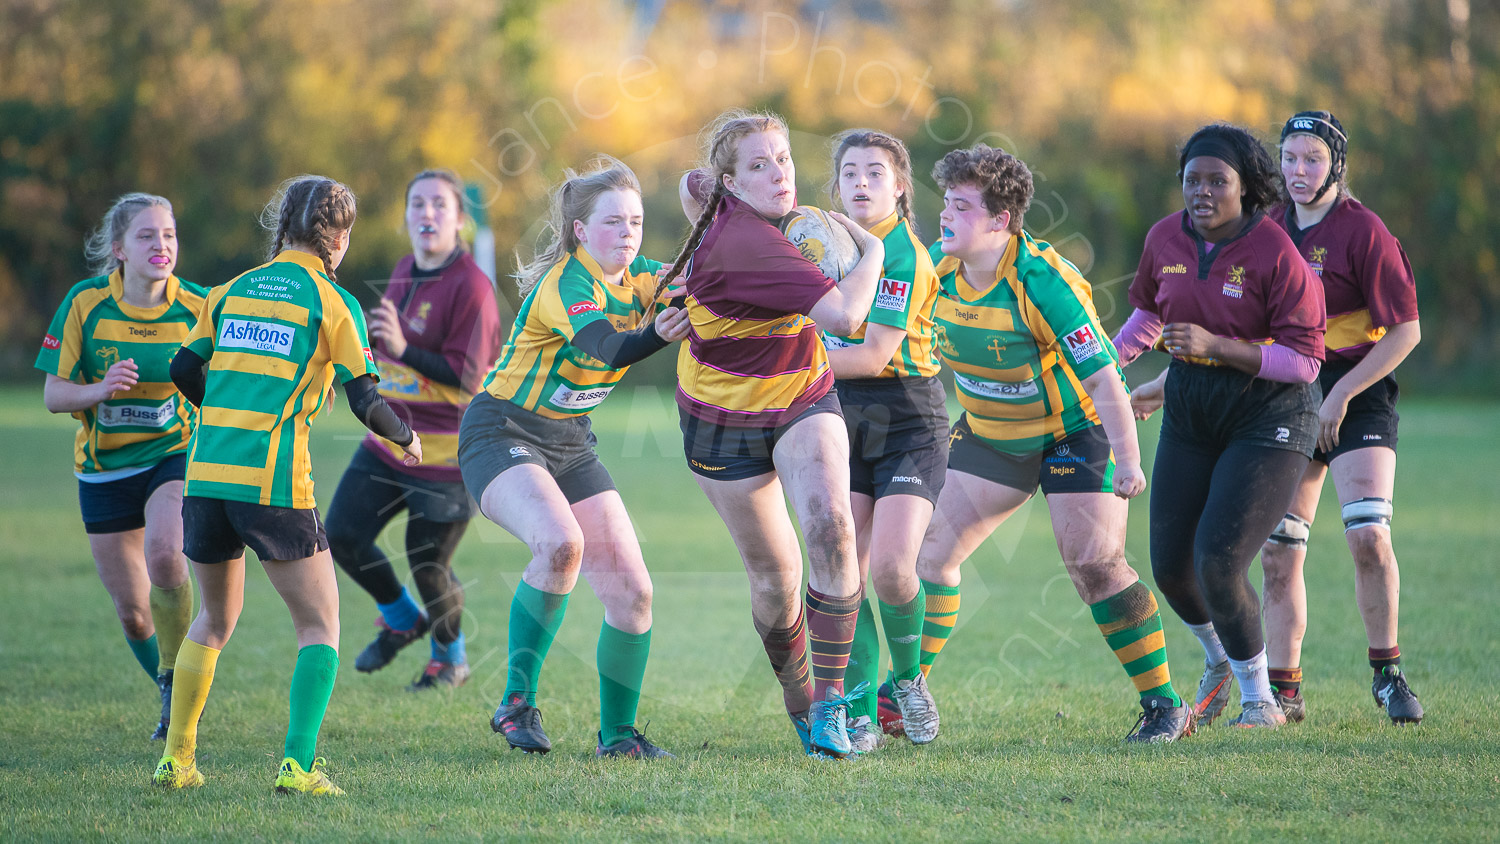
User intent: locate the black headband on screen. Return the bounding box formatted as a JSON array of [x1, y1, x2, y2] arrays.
[[1182, 135, 1248, 179]]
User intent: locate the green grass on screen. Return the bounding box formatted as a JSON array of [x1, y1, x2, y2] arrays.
[[1, 384, 1496, 842]]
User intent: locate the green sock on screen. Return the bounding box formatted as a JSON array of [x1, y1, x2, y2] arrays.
[[126, 634, 159, 679], [505, 580, 571, 706], [845, 599, 881, 721], [597, 621, 651, 747], [150, 582, 194, 673], [1089, 582, 1182, 707], [919, 579, 960, 676], [284, 644, 339, 769], [880, 582, 926, 683]]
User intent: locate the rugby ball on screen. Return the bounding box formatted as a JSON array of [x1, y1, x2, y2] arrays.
[[779, 206, 862, 281]]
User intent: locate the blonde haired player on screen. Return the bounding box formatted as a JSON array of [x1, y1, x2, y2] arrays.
[[36, 193, 204, 740]]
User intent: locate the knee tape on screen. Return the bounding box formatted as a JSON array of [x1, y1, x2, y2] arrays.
[[1268, 513, 1312, 548], [1341, 497, 1392, 532]]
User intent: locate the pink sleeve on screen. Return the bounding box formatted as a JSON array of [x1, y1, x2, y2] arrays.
[[1111, 308, 1164, 366], [1257, 343, 1322, 384]]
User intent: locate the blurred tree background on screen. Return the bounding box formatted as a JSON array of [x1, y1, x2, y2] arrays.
[[2, 0, 1494, 390]]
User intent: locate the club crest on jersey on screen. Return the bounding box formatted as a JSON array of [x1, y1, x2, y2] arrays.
[[219, 318, 295, 355], [1222, 265, 1246, 299], [568, 301, 601, 316], [1063, 325, 1104, 363], [1308, 246, 1327, 276], [96, 345, 122, 373], [410, 301, 433, 333], [874, 277, 911, 311]]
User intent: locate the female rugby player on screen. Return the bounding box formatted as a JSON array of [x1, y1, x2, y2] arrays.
[[461, 158, 688, 759], [155, 175, 421, 793], [37, 193, 203, 740], [664, 109, 885, 759], [1115, 124, 1325, 729]]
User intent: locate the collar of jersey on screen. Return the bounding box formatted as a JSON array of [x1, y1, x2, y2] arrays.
[[867, 212, 901, 240], [571, 247, 633, 294], [108, 269, 182, 320], [272, 249, 329, 276], [952, 233, 1021, 302]]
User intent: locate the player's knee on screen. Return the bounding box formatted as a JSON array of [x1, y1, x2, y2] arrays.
[[1346, 525, 1394, 570], [536, 534, 584, 573], [324, 520, 368, 562], [1265, 513, 1312, 553], [1067, 556, 1127, 601], [119, 607, 152, 639], [802, 507, 853, 559]]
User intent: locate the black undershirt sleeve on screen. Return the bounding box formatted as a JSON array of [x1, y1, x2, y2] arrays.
[[570, 319, 669, 368], [169, 347, 208, 408], [343, 374, 414, 447], [399, 345, 461, 387]]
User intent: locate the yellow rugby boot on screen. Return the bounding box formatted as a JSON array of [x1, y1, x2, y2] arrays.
[[273, 757, 345, 796], [153, 754, 204, 789]]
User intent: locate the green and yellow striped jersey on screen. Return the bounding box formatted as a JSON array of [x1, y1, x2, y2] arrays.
[[35, 272, 208, 476], [823, 213, 941, 378], [483, 249, 662, 419], [181, 250, 379, 508], [933, 231, 1122, 455]]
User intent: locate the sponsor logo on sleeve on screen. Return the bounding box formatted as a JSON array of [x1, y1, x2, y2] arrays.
[[363, 348, 376, 366], [568, 301, 601, 316], [218, 318, 295, 355], [822, 333, 854, 350], [96, 397, 177, 429], [874, 277, 912, 311], [549, 383, 614, 410], [42, 334, 61, 350], [1063, 325, 1105, 363]]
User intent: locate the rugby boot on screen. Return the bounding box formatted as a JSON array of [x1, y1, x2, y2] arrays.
[[807, 683, 869, 759], [354, 614, 429, 673], [151, 670, 173, 741], [1194, 659, 1234, 726], [1372, 666, 1423, 725], [1228, 699, 1287, 729], [274, 756, 344, 795], [407, 659, 471, 692], [876, 679, 905, 737], [1126, 694, 1194, 743], [846, 715, 886, 754], [790, 710, 813, 755], [890, 673, 940, 744], [153, 754, 203, 789], [1272, 687, 1306, 723], [596, 727, 676, 759], [491, 693, 552, 754]]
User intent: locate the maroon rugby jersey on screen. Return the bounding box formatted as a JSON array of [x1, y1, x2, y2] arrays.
[[1130, 211, 1326, 360], [364, 251, 502, 480], [676, 195, 838, 427], [1271, 199, 1419, 365]]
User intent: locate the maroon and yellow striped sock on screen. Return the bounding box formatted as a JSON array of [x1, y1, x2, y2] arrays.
[[753, 608, 813, 715], [1269, 667, 1302, 696], [806, 585, 863, 701]]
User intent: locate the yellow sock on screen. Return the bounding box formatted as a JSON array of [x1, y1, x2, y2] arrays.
[[150, 582, 194, 673], [166, 639, 220, 761]]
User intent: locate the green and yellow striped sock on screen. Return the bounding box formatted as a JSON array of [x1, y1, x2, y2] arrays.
[[1090, 581, 1181, 706], [918, 579, 960, 676]]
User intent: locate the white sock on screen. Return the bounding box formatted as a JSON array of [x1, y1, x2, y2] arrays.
[[1186, 621, 1229, 666], [1229, 650, 1275, 703]]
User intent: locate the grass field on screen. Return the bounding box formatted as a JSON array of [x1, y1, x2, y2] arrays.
[[1, 384, 1497, 842]]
